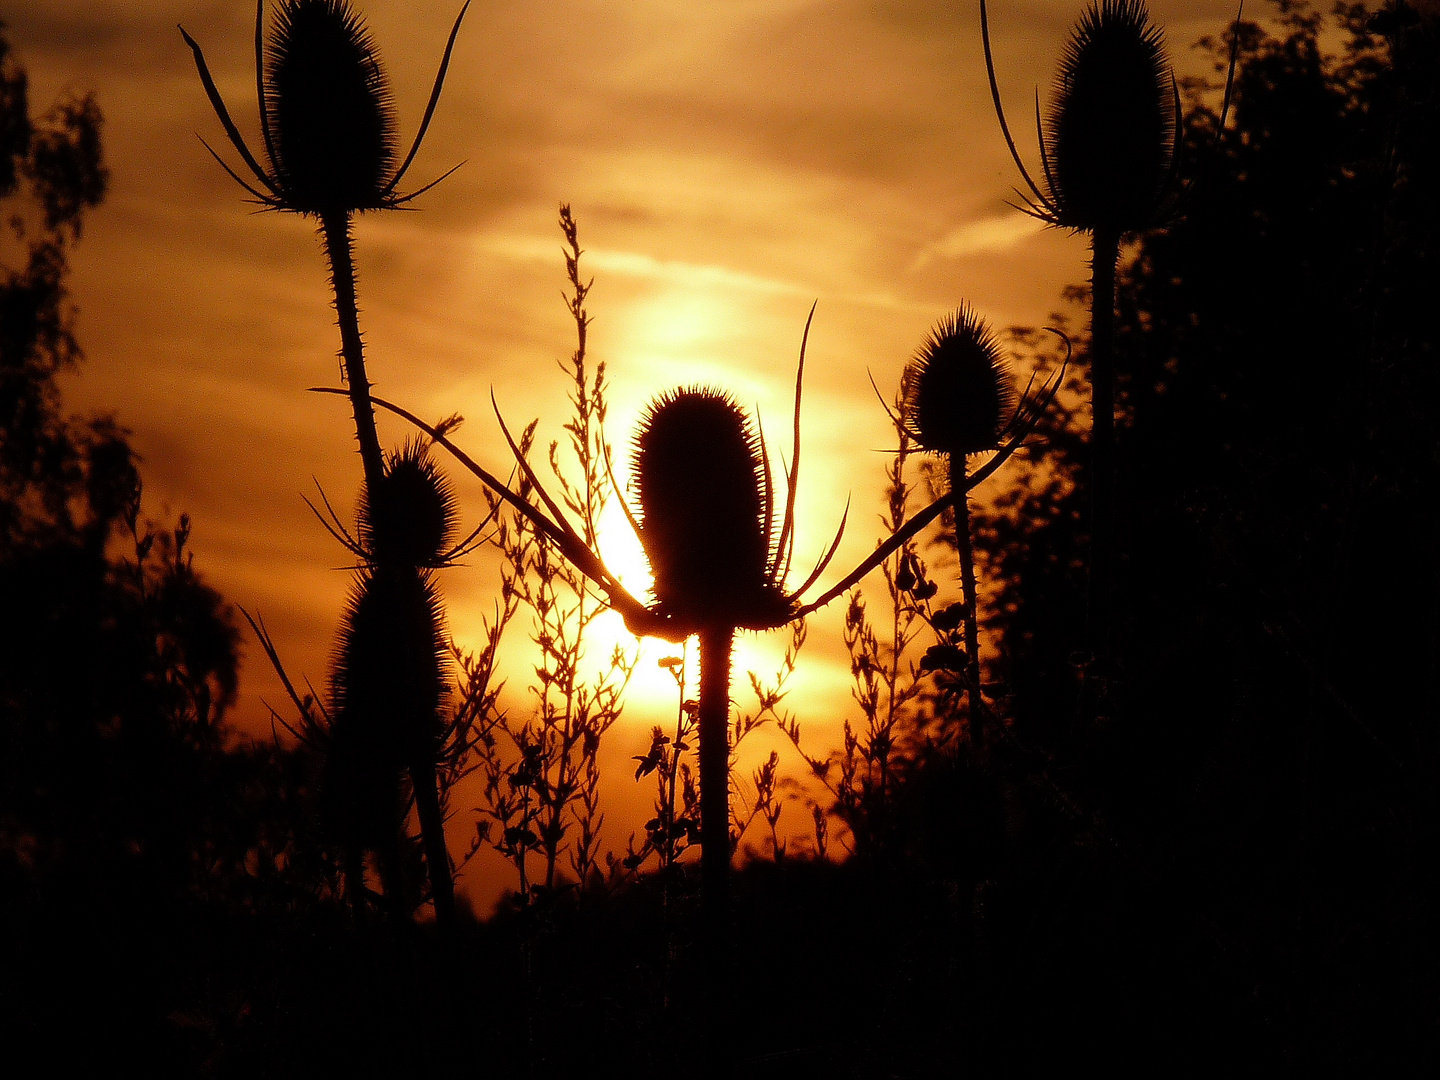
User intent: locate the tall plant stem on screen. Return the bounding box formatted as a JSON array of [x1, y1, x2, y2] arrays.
[[698, 624, 734, 1076], [321, 210, 386, 498], [1088, 227, 1120, 669], [949, 454, 984, 748], [321, 210, 456, 937], [410, 757, 457, 940]]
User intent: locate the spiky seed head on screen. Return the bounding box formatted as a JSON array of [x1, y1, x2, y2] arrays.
[[360, 440, 457, 567], [632, 389, 783, 628], [267, 0, 397, 214], [1047, 0, 1174, 233], [904, 305, 1017, 458], [330, 564, 449, 779]]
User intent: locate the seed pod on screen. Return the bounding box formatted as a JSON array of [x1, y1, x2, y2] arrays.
[[632, 389, 782, 628], [904, 305, 1017, 458], [267, 0, 398, 214], [1047, 0, 1175, 233], [329, 563, 449, 778], [360, 439, 457, 568]]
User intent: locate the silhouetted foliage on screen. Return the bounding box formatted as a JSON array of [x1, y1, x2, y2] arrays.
[[968, 1, 1440, 1068], [9, 3, 1439, 1075], [1, 30, 359, 1072]]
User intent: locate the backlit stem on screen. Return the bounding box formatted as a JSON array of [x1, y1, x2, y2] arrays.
[[321, 210, 385, 498], [698, 624, 735, 1077], [1088, 227, 1120, 670], [949, 454, 984, 747]]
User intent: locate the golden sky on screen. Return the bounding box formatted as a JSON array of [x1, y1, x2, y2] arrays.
[[10, 0, 1242, 906]]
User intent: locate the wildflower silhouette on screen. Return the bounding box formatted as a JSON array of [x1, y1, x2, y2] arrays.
[[316, 288, 1059, 1061], [323, 440, 466, 934], [981, 0, 1237, 665], [629, 387, 799, 1062], [180, 0, 469, 496], [182, 0, 471, 932], [901, 305, 1020, 747]]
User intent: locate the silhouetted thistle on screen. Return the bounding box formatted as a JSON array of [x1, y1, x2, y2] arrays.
[[981, 0, 1235, 669], [180, 0, 466, 218], [266, 0, 398, 215], [184, 2, 468, 935], [634, 389, 789, 631], [903, 305, 1017, 746], [360, 437, 460, 569], [324, 439, 460, 933], [1048, 0, 1177, 233], [629, 387, 792, 1068], [181, 0, 469, 495], [325, 562, 447, 916], [905, 306, 1018, 457]]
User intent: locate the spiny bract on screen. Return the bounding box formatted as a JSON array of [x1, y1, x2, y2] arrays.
[[904, 305, 1017, 458]]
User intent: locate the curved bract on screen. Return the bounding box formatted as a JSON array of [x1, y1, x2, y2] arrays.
[[633, 389, 789, 631], [180, 0, 469, 216]]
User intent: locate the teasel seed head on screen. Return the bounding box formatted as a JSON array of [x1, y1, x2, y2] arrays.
[[632, 389, 786, 630], [903, 305, 1017, 459], [1047, 0, 1175, 233], [267, 0, 397, 215], [360, 439, 457, 568], [330, 564, 450, 775]]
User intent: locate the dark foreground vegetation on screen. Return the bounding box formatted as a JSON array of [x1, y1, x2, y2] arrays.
[[3, 2, 1437, 1075]]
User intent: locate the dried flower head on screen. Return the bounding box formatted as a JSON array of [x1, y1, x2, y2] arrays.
[[181, 0, 468, 215], [903, 305, 1018, 458], [325, 560, 449, 835], [633, 389, 789, 631], [360, 438, 459, 568], [982, 0, 1196, 235], [267, 0, 397, 213], [1047, 0, 1175, 232]]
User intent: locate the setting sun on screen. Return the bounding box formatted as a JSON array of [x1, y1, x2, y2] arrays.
[[10, 1, 1427, 1073]]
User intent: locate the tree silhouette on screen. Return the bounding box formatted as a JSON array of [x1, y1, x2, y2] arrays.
[[1, 27, 342, 1068]]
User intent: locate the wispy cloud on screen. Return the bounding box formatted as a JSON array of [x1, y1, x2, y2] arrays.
[[911, 213, 1048, 270]]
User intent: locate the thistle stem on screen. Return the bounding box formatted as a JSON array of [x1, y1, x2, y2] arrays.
[[321, 210, 386, 497], [698, 624, 734, 1076], [1088, 227, 1120, 672], [410, 756, 458, 941], [949, 454, 984, 748]]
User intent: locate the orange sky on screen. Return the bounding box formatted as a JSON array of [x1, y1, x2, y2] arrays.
[[10, 0, 1243, 909]]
